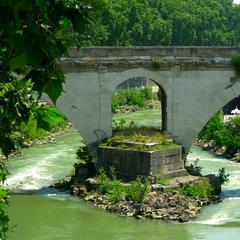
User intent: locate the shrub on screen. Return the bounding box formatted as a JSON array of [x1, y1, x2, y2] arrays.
[[218, 168, 230, 184], [96, 168, 123, 195], [185, 159, 202, 176], [112, 119, 127, 130], [126, 177, 150, 203], [96, 170, 150, 204], [111, 87, 157, 113], [18, 105, 67, 140], [180, 179, 214, 198], [76, 144, 93, 167], [198, 111, 224, 141], [231, 55, 240, 75], [107, 185, 127, 203], [199, 112, 240, 156]]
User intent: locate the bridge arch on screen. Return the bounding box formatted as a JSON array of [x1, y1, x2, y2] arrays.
[[105, 68, 171, 131], [179, 79, 240, 154], [111, 76, 167, 131]]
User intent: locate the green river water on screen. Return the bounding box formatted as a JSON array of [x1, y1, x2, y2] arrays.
[[5, 109, 240, 240]]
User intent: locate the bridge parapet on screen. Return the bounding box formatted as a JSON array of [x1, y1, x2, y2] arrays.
[[59, 46, 240, 70]]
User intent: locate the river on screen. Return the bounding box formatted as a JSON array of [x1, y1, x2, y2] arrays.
[[5, 109, 240, 240]]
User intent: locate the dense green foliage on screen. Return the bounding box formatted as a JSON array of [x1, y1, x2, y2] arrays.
[[112, 87, 157, 113], [199, 112, 240, 156], [180, 179, 214, 198], [0, 0, 99, 237], [76, 144, 93, 167], [34, 106, 66, 131], [81, 0, 240, 46], [231, 55, 240, 75], [0, 0, 98, 156], [16, 106, 66, 141], [0, 163, 9, 240], [96, 169, 150, 204]]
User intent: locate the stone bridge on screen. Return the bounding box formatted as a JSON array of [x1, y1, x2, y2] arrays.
[[55, 46, 240, 154]]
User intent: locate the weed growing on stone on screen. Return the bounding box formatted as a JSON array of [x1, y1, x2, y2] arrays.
[[152, 58, 162, 68], [96, 169, 150, 204], [114, 143, 179, 151], [101, 127, 178, 151], [126, 177, 150, 203], [156, 178, 170, 186]]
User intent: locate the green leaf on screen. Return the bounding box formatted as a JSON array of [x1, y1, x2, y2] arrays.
[[43, 79, 63, 105], [36, 0, 48, 8], [35, 109, 50, 130], [9, 53, 28, 70], [1, 137, 14, 157]]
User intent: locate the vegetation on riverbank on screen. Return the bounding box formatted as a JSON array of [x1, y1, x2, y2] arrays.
[[0, 0, 96, 235], [112, 87, 158, 113], [0, 104, 67, 160], [15, 105, 66, 141], [198, 112, 240, 159]]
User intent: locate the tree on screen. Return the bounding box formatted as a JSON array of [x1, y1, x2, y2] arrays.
[[0, 0, 100, 238], [80, 0, 240, 46]]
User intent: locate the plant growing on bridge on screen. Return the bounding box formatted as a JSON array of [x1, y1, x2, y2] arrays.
[[152, 58, 162, 68]]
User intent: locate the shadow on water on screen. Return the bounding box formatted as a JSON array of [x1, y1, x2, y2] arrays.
[[222, 189, 240, 198]]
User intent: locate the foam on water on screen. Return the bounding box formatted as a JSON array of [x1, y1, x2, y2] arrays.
[[5, 143, 77, 190], [188, 147, 240, 226], [195, 212, 230, 225]]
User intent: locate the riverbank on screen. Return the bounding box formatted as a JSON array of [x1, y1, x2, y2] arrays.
[[114, 100, 161, 114], [0, 124, 71, 160], [195, 139, 240, 162], [198, 112, 240, 161]]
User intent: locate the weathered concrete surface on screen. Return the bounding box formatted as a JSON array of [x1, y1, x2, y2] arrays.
[[53, 47, 240, 154], [97, 146, 186, 180]]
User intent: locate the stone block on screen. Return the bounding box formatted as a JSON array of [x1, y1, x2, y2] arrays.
[[97, 146, 186, 181]]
